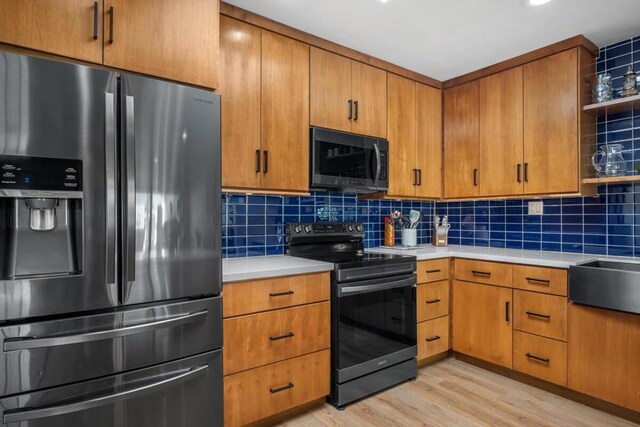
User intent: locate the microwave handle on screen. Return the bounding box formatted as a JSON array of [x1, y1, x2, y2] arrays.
[[373, 141, 381, 184]]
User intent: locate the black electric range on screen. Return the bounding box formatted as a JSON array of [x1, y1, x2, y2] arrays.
[[286, 222, 418, 409]]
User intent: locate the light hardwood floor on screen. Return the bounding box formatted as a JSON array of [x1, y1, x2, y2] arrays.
[[278, 358, 638, 427]]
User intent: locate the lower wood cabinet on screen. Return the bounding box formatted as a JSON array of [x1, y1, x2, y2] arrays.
[[452, 280, 513, 368], [224, 349, 330, 427], [513, 290, 567, 341], [417, 280, 449, 322], [568, 303, 640, 413], [418, 316, 450, 360], [514, 331, 567, 386]]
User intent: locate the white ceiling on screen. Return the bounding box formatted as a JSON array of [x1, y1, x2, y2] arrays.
[[224, 0, 640, 81]]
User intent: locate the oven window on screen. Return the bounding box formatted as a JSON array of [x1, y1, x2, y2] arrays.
[[337, 285, 416, 370], [315, 141, 373, 180]]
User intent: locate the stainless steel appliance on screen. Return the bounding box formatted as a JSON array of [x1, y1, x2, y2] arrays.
[[286, 222, 416, 409], [0, 52, 222, 426], [310, 127, 389, 193], [570, 260, 640, 315]]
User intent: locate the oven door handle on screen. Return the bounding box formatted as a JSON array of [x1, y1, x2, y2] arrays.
[[338, 276, 416, 297]]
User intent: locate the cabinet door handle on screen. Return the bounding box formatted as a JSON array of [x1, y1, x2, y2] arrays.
[[418, 169, 422, 186], [263, 150, 268, 174], [426, 269, 441, 274], [426, 299, 441, 304], [269, 290, 294, 297], [348, 99, 353, 120], [524, 163, 529, 182], [473, 168, 478, 186], [108, 6, 114, 44], [92, 2, 99, 40], [526, 311, 551, 320], [505, 301, 510, 322], [517, 164, 522, 183], [270, 383, 294, 394], [426, 336, 441, 342], [471, 270, 491, 277], [269, 332, 294, 341], [525, 277, 550, 285], [354, 100, 359, 121], [255, 150, 261, 173], [413, 169, 417, 186], [526, 353, 550, 364]]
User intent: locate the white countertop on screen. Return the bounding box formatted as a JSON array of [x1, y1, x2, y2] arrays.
[[223, 255, 334, 283], [366, 245, 605, 269]]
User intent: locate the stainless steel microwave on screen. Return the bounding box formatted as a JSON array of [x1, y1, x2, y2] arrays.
[[310, 127, 389, 193]]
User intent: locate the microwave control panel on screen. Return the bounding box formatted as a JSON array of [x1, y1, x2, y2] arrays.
[[0, 155, 83, 192]]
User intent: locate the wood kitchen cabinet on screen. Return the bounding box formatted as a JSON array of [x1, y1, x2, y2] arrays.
[[479, 66, 524, 197], [310, 47, 387, 138], [387, 74, 442, 199], [568, 303, 640, 413], [0, 0, 104, 63], [444, 81, 479, 199], [220, 19, 310, 194], [452, 280, 513, 368], [523, 49, 579, 195], [103, 0, 219, 88]]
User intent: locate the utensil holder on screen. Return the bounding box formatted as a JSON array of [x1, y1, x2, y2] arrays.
[[401, 229, 417, 247]]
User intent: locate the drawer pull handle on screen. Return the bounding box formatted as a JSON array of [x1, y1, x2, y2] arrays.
[[269, 290, 294, 297], [426, 336, 441, 342], [526, 353, 550, 364], [471, 270, 491, 277], [505, 301, 510, 322], [526, 311, 551, 320], [270, 382, 294, 394], [426, 269, 441, 274], [269, 332, 294, 341], [426, 299, 441, 304], [391, 316, 403, 322], [525, 277, 550, 285]]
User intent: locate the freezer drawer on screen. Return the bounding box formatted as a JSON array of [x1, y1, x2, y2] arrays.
[[0, 297, 221, 395], [0, 350, 222, 427]]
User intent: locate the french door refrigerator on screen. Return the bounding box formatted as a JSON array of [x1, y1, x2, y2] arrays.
[[0, 52, 222, 426]]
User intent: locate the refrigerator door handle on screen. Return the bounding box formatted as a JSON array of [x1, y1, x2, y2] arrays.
[[3, 310, 208, 352], [2, 364, 209, 423], [105, 92, 117, 289], [123, 94, 136, 299]]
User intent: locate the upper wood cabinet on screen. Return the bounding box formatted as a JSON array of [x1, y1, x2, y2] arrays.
[[0, 0, 219, 88], [523, 49, 579, 195], [479, 66, 524, 197], [310, 47, 387, 138], [260, 31, 310, 193], [219, 16, 261, 190], [0, 0, 103, 63], [387, 74, 442, 199], [568, 303, 640, 413], [444, 81, 479, 199], [103, 0, 218, 88], [452, 280, 513, 368], [220, 18, 309, 194]]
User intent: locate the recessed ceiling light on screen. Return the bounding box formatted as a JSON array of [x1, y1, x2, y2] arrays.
[[529, 0, 552, 5], [379, 0, 390, 3]]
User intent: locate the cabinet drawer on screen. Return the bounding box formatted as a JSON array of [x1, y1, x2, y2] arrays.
[[417, 280, 450, 322], [417, 258, 450, 283], [514, 290, 567, 341], [514, 331, 567, 386], [223, 273, 330, 318], [223, 302, 330, 375], [455, 259, 512, 287], [418, 316, 450, 360], [224, 349, 330, 427], [513, 265, 567, 296]]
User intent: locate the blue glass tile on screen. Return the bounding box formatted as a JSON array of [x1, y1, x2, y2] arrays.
[[505, 240, 523, 250], [523, 241, 541, 251], [562, 244, 583, 254], [606, 41, 631, 59], [248, 204, 265, 215], [542, 242, 561, 252], [583, 245, 607, 255]]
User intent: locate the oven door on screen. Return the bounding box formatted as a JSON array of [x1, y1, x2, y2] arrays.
[[310, 127, 388, 192], [334, 274, 416, 383]]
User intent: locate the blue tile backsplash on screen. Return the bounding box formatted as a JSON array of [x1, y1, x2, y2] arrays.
[[222, 35, 640, 259]]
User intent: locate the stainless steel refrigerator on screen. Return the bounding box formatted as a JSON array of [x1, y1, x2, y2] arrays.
[[0, 52, 222, 426]]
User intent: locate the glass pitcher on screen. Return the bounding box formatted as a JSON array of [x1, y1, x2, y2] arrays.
[[592, 144, 626, 177]]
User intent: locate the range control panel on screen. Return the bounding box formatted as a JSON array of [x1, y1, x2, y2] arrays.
[[0, 155, 83, 192], [287, 222, 364, 235]]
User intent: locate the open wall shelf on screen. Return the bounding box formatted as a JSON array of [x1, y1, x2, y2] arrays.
[[583, 93, 640, 116]]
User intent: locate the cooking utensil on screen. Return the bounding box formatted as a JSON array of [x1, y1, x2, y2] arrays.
[[409, 210, 421, 229]]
